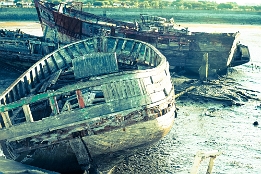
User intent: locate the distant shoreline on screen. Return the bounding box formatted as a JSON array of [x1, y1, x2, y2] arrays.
[[0, 7, 261, 25]]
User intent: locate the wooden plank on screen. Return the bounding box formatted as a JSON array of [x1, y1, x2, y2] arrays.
[[44, 58, 53, 74], [69, 138, 90, 166], [112, 38, 119, 52], [1, 111, 12, 128], [72, 52, 118, 79], [22, 104, 34, 122], [151, 70, 166, 84], [34, 66, 41, 84], [39, 69, 62, 93], [50, 55, 59, 70], [76, 90, 85, 108], [49, 96, 59, 115], [149, 91, 165, 103], [121, 39, 127, 50], [24, 75, 32, 93], [53, 51, 68, 68], [190, 150, 221, 174]]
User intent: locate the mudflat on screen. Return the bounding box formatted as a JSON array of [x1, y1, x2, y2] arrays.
[[0, 156, 58, 173]]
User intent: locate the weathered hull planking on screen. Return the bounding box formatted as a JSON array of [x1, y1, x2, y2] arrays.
[[0, 29, 57, 71], [34, 0, 250, 77], [0, 36, 176, 173]]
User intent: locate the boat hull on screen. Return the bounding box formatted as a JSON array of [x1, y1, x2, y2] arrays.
[[1, 93, 175, 173], [0, 36, 176, 173]]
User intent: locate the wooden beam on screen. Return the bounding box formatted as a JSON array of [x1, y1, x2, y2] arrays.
[[69, 138, 90, 166], [49, 96, 60, 115], [0, 111, 12, 128], [175, 86, 195, 99], [39, 69, 62, 93], [190, 150, 221, 174], [22, 104, 34, 122], [76, 90, 85, 108]]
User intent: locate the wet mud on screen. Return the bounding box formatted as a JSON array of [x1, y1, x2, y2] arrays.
[[96, 71, 261, 174]]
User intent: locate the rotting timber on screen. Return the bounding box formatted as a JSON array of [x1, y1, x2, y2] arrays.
[[34, 0, 250, 77], [0, 29, 57, 71], [124, 14, 250, 76], [0, 36, 176, 173]]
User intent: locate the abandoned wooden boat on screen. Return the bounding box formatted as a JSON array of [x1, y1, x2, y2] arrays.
[[0, 36, 176, 173], [34, 0, 250, 77], [0, 29, 57, 71]]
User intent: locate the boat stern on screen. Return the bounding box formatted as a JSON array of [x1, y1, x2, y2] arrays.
[[230, 43, 251, 67]]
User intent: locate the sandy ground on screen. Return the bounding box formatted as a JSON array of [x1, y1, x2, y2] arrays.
[[0, 21, 43, 36]]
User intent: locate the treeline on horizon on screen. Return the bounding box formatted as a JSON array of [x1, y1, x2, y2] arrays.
[[46, 0, 261, 11], [1, 7, 261, 26], [2, 0, 261, 11]]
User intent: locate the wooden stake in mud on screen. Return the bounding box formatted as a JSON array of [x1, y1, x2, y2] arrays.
[[205, 53, 208, 81], [198, 52, 209, 81], [190, 150, 221, 174]]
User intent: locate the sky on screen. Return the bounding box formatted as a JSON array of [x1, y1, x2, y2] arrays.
[[213, 0, 260, 5]]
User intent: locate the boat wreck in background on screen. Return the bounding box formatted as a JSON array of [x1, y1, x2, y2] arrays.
[[0, 36, 176, 173], [0, 29, 57, 71], [34, 0, 250, 77]]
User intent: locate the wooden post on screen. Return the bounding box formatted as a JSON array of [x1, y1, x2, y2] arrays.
[[76, 90, 85, 108], [207, 156, 216, 174], [49, 96, 59, 115], [0, 111, 12, 128], [22, 104, 34, 122], [190, 150, 220, 174], [205, 53, 209, 81]]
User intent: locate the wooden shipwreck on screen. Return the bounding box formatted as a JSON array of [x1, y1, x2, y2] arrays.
[[34, 0, 250, 77], [0, 29, 57, 71], [0, 36, 176, 173], [0, 1, 250, 76]]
